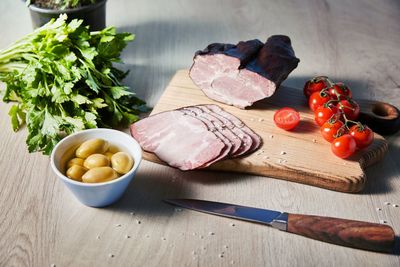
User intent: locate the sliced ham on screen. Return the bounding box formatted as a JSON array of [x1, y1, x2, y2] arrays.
[[130, 105, 262, 170], [180, 106, 242, 157], [179, 108, 232, 166], [130, 110, 226, 170], [196, 105, 254, 157], [189, 35, 300, 109], [205, 104, 262, 153]]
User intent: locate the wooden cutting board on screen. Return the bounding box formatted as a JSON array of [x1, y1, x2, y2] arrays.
[[142, 70, 388, 193]]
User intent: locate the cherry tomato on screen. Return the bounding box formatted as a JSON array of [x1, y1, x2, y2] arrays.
[[274, 107, 300, 131], [349, 124, 374, 149], [331, 134, 356, 158], [320, 119, 345, 142], [314, 105, 338, 126], [337, 99, 360, 120], [309, 91, 332, 111], [303, 76, 330, 98], [328, 82, 352, 100]]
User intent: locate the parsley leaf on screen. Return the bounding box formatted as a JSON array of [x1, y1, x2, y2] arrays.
[[0, 15, 147, 154]]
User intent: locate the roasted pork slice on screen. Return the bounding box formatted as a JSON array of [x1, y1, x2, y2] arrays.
[[196, 105, 254, 157], [205, 104, 262, 154], [130, 110, 226, 170], [179, 108, 232, 166], [189, 35, 300, 109], [180, 106, 242, 157], [130, 105, 262, 171]]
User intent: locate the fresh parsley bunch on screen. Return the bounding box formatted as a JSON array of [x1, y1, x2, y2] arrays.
[[0, 15, 146, 154]]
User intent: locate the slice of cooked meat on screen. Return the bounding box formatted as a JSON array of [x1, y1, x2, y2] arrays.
[[196, 105, 254, 157], [180, 106, 242, 157], [179, 108, 232, 166], [189, 35, 300, 109], [205, 104, 262, 154], [130, 110, 226, 170], [130, 105, 262, 170]]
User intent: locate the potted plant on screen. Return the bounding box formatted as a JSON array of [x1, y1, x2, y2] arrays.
[[25, 0, 107, 30]]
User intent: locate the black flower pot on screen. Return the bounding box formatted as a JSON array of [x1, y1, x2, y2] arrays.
[[28, 0, 107, 30]]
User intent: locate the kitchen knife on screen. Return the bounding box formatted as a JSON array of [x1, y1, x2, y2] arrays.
[[164, 199, 395, 253]]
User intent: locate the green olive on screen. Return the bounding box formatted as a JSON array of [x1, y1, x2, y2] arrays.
[[67, 158, 85, 169], [66, 165, 87, 181], [111, 152, 134, 174], [82, 167, 119, 183], [84, 154, 110, 169], [107, 144, 120, 154], [76, 138, 109, 159], [104, 152, 114, 161]]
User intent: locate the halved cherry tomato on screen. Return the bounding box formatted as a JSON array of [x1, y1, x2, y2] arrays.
[[331, 134, 356, 158], [337, 99, 360, 120], [328, 82, 352, 100], [320, 118, 345, 142], [314, 105, 338, 126], [274, 107, 300, 131], [309, 91, 332, 111], [349, 124, 374, 149], [303, 76, 330, 98]]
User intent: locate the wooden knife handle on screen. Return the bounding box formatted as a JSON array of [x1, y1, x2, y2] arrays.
[[287, 213, 395, 253]]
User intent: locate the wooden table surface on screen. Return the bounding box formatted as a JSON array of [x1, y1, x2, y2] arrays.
[[1, 0, 400, 266]]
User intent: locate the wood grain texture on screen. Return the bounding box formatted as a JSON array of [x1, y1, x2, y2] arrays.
[[287, 213, 395, 253], [142, 70, 388, 193], [1, 0, 400, 266]]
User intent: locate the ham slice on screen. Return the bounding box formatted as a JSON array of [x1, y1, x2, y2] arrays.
[[189, 35, 300, 109], [130, 105, 262, 170], [180, 106, 242, 157], [130, 110, 226, 170], [196, 105, 254, 157], [179, 107, 233, 165], [205, 104, 262, 153]]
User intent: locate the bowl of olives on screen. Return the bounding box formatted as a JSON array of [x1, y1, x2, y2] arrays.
[[50, 128, 142, 207]]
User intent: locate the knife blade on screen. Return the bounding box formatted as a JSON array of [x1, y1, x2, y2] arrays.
[[164, 199, 395, 253]]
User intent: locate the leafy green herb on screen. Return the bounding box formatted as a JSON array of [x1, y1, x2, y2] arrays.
[[0, 14, 147, 155]]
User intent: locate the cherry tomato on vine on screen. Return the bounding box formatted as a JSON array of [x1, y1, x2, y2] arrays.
[[273, 107, 300, 130], [336, 99, 360, 120], [331, 134, 356, 158], [349, 124, 374, 149], [314, 105, 339, 126], [320, 119, 345, 142], [303, 76, 330, 98], [328, 82, 352, 100], [309, 91, 332, 111]]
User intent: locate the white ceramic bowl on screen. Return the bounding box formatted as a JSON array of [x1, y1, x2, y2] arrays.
[[50, 128, 142, 207]]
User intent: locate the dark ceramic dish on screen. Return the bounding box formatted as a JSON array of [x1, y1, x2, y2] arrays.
[[27, 0, 107, 30]]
